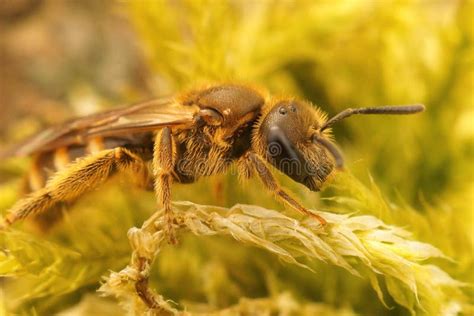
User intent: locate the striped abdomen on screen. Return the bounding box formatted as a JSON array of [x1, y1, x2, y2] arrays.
[[24, 134, 153, 193]]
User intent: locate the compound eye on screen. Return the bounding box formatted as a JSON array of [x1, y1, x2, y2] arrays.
[[279, 107, 287, 115]]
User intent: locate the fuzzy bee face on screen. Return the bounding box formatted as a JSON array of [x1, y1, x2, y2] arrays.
[[256, 99, 334, 191]]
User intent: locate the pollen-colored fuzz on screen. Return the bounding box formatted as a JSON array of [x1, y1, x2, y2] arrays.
[[3, 148, 149, 227]]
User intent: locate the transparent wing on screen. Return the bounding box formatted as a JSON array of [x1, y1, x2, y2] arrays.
[[0, 97, 199, 158]]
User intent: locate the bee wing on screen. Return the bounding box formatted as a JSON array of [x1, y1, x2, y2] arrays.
[[0, 97, 199, 158]]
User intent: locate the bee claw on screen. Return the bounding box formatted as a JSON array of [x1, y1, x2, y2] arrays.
[[164, 212, 178, 245], [166, 229, 178, 245]]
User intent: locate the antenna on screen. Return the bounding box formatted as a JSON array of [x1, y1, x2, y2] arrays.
[[321, 104, 425, 131]]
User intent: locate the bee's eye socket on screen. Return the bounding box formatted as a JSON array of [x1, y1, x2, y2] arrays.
[[279, 107, 287, 115]]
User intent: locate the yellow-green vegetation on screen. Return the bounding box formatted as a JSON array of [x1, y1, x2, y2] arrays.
[[1, 1, 472, 315]]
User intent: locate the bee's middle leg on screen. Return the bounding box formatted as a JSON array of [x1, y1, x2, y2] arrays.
[[152, 127, 178, 244]]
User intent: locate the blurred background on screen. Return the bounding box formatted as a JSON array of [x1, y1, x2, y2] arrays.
[[0, 0, 472, 315]]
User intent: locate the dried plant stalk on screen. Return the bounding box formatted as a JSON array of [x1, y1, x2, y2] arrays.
[[100, 201, 464, 315]]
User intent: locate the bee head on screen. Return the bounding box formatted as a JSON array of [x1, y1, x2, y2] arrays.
[[255, 99, 337, 191], [254, 97, 424, 191]]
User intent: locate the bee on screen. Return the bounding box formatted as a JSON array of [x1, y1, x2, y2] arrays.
[[0, 83, 424, 243]]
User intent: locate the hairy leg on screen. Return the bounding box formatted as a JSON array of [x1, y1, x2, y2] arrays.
[[132, 127, 177, 310], [1, 148, 148, 228], [152, 127, 177, 244], [245, 152, 327, 225]]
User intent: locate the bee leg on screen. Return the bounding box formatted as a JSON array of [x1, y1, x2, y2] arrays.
[[132, 127, 177, 312], [1, 148, 148, 228], [152, 127, 178, 245], [246, 152, 327, 225]]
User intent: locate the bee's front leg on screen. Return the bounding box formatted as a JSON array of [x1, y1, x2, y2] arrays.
[[152, 127, 178, 245], [244, 152, 327, 226]]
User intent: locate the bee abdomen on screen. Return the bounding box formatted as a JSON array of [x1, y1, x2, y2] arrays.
[[23, 134, 154, 193], [24, 145, 89, 193], [24, 137, 112, 192]]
